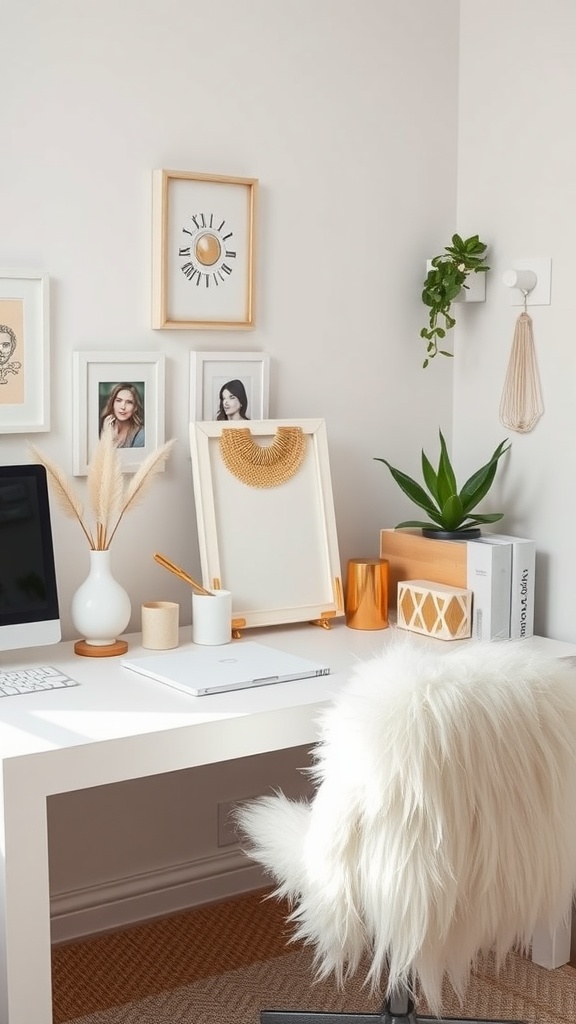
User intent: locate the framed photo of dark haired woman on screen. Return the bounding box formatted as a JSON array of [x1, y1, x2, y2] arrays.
[[73, 351, 166, 475], [152, 170, 257, 329], [189, 351, 269, 422]]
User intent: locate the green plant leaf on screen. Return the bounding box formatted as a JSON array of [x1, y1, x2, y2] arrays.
[[436, 430, 457, 506], [459, 439, 511, 513], [373, 459, 438, 517], [395, 519, 444, 530], [440, 493, 464, 531], [421, 450, 439, 503], [464, 512, 505, 525]]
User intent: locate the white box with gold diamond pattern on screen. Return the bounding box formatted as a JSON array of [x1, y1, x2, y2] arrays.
[[397, 579, 472, 641]]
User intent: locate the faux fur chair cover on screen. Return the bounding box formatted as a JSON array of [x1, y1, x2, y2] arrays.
[[237, 638, 576, 1015]]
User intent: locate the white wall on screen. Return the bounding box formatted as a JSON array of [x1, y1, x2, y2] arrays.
[[4, 0, 460, 937], [454, 1, 576, 643], [2, 0, 457, 640]]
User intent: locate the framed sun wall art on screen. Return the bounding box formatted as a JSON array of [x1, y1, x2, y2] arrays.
[[0, 270, 50, 433], [73, 351, 166, 475], [189, 418, 344, 629], [189, 351, 270, 422], [152, 170, 257, 330]]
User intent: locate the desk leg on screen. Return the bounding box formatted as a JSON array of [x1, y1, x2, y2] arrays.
[[531, 916, 571, 969], [0, 766, 52, 1024]]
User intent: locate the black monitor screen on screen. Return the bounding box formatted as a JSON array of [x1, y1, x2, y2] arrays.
[[0, 465, 60, 628]]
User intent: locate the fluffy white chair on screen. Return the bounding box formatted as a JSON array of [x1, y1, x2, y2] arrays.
[[237, 637, 576, 1024]]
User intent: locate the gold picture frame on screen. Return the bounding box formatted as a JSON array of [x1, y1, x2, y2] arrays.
[[152, 169, 257, 330]]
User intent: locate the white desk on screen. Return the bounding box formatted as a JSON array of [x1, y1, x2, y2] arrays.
[[0, 622, 574, 1024]]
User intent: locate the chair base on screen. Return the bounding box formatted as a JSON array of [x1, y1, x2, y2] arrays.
[[261, 1012, 527, 1024]]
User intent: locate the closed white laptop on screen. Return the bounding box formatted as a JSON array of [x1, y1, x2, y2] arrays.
[[121, 641, 330, 697]]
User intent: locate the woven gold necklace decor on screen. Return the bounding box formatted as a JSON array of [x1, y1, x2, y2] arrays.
[[219, 426, 307, 488]]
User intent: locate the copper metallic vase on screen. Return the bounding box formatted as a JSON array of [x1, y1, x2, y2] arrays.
[[345, 558, 389, 630]]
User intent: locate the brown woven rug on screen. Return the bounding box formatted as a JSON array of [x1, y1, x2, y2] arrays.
[[52, 889, 576, 1024]]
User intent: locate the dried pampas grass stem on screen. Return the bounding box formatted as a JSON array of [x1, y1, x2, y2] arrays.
[[106, 439, 175, 547], [28, 444, 96, 548], [29, 429, 176, 550], [87, 421, 124, 549]]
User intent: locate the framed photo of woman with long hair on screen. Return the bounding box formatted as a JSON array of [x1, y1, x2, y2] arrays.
[[189, 351, 269, 422], [73, 352, 166, 475]]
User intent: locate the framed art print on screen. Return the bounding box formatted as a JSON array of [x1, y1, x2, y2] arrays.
[[152, 169, 257, 330], [189, 418, 344, 629], [0, 270, 49, 433], [73, 351, 165, 475], [189, 351, 270, 421]]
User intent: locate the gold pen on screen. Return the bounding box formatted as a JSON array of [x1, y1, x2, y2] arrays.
[[153, 553, 214, 597]]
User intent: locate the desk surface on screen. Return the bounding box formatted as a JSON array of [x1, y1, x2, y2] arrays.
[[1, 622, 575, 763], [0, 621, 398, 765]]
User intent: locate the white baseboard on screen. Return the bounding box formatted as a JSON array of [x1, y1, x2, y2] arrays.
[[50, 849, 266, 944]]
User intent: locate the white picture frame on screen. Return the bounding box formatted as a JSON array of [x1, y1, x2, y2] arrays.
[[73, 351, 166, 476], [152, 170, 257, 330], [189, 351, 270, 421], [189, 418, 344, 629], [0, 270, 50, 433]]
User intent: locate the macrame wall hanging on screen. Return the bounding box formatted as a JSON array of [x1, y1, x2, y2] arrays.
[[219, 425, 307, 488], [499, 295, 544, 434]]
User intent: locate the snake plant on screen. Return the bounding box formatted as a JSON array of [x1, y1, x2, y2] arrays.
[[375, 431, 510, 534]]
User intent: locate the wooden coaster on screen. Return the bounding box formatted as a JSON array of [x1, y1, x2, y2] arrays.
[[74, 639, 128, 658]]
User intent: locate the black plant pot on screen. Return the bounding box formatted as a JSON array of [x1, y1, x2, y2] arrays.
[[422, 527, 481, 541]]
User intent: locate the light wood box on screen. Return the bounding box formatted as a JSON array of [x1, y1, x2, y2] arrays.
[[397, 579, 472, 641], [379, 528, 467, 606]]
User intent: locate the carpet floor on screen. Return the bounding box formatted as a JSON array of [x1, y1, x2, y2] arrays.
[[52, 889, 576, 1024]]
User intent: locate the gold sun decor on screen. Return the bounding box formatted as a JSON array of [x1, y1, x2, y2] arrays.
[[219, 426, 307, 488]]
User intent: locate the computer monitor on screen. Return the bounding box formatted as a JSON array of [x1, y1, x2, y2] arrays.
[[0, 464, 61, 652]]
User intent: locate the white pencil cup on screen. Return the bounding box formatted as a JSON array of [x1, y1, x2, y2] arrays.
[[192, 589, 232, 646], [141, 601, 180, 650]]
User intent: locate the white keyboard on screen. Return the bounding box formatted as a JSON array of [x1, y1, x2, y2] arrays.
[[0, 666, 79, 698]]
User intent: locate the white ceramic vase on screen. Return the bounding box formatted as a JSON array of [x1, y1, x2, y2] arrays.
[[71, 549, 131, 646]]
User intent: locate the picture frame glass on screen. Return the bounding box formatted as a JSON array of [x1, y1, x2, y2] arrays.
[[73, 352, 165, 475], [0, 271, 49, 433], [168, 178, 250, 323], [189, 418, 344, 629], [189, 351, 269, 421], [153, 171, 257, 329]]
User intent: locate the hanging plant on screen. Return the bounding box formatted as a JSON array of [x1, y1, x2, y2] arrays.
[[420, 234, 489, 368]]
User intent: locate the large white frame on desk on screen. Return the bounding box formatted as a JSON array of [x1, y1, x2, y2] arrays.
[[0, 624, 573, 1023], [189, 418, 344, 628]]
